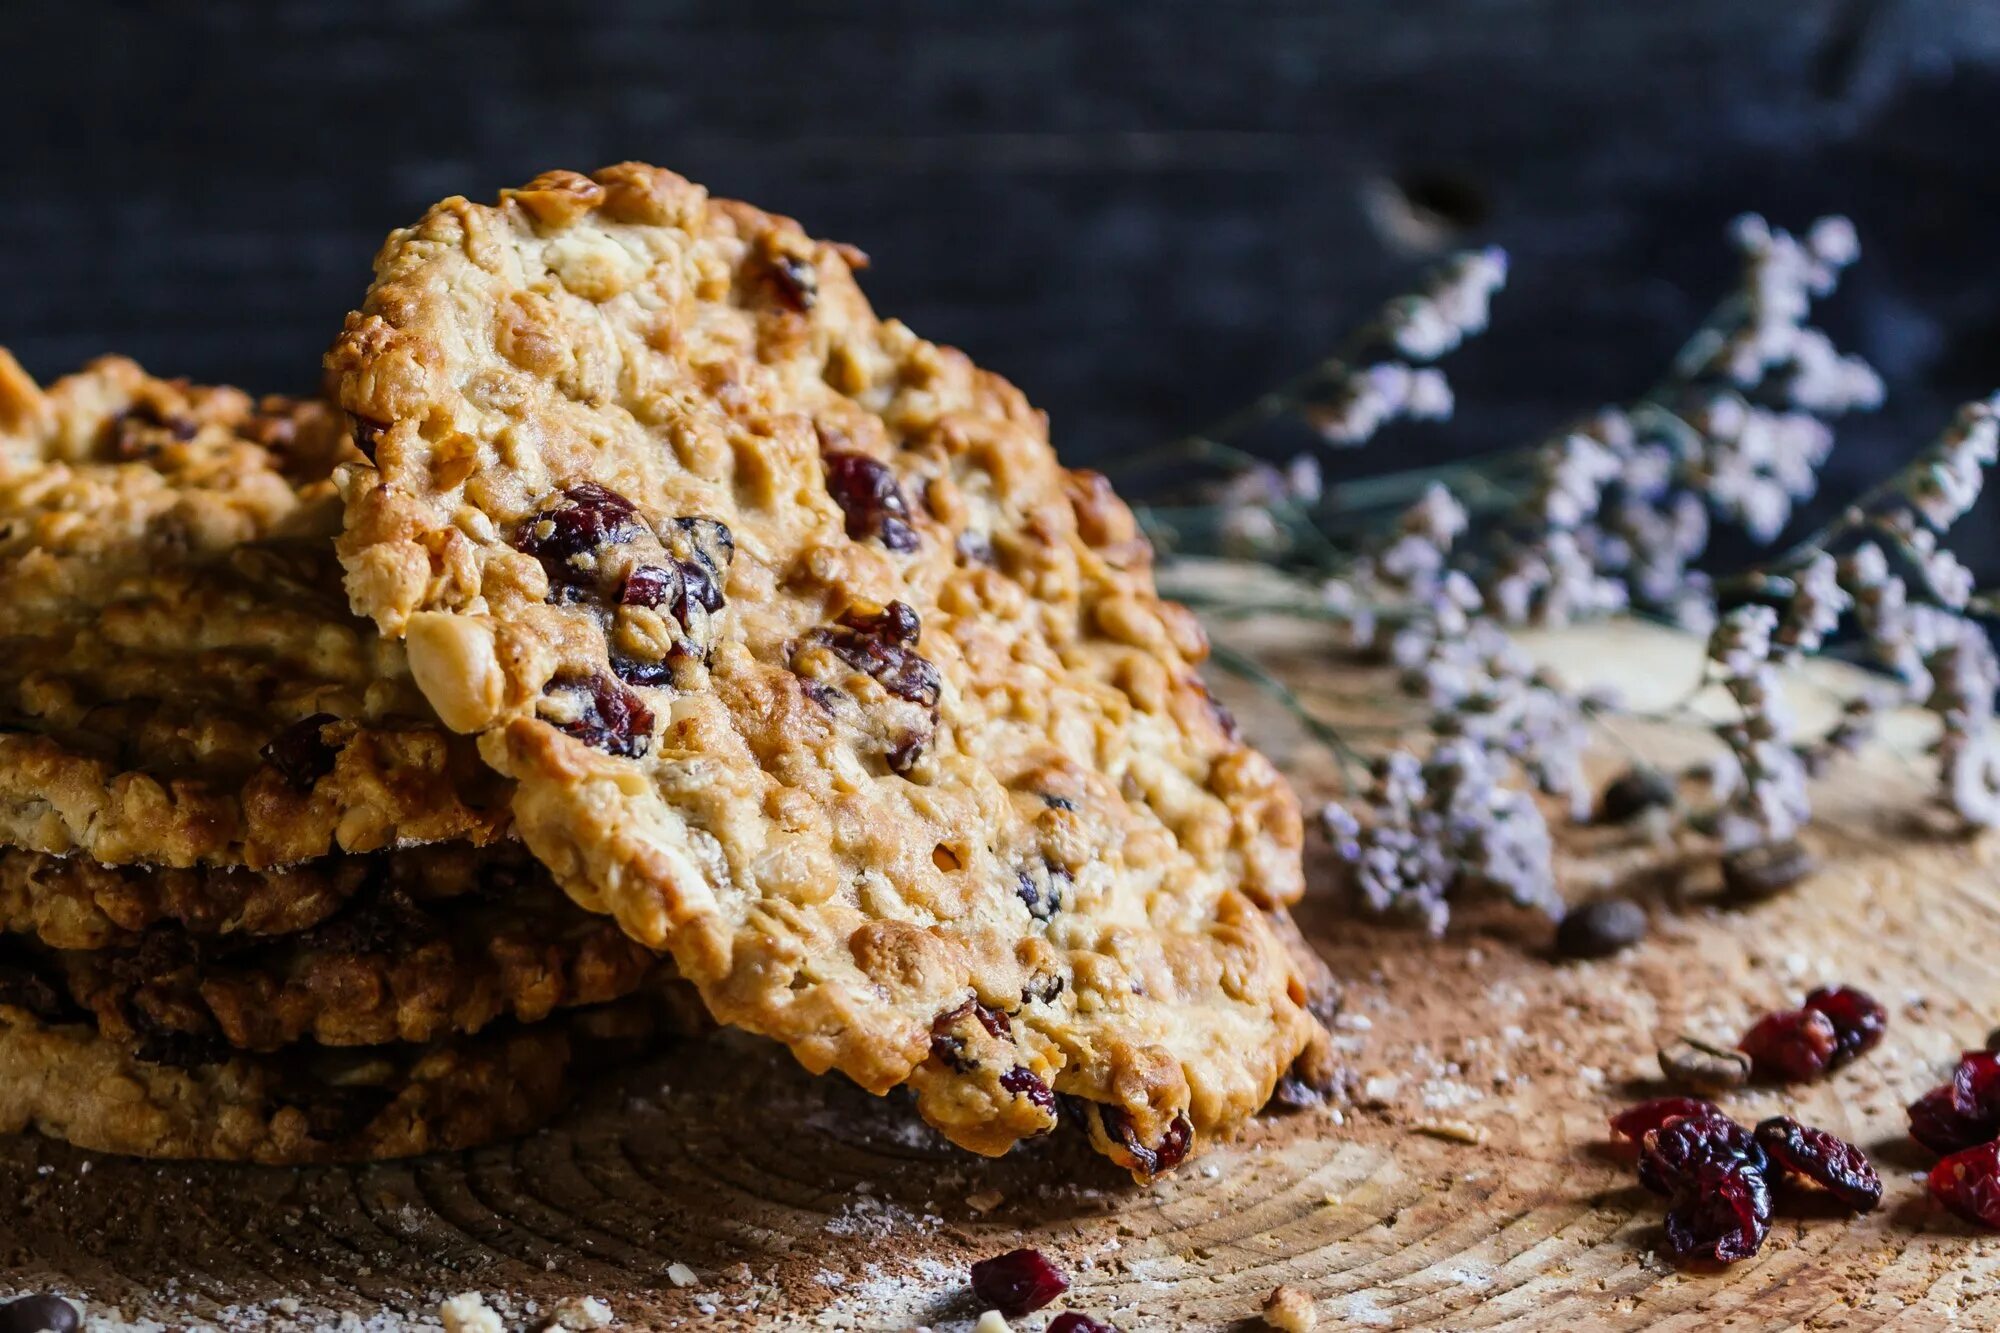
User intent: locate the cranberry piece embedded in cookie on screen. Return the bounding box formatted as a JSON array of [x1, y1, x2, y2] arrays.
[[540, 672, 655, 758], [1014, 862, 1071, 921], [823, 451, 920, 552], [969, 1248, 1069, 1317], [766, 253, 819, 311], [814, 602, 942, 709], [1000, 1065, 1057, 1116], [513, 483, 644, 599], [1098, 1105, 1194, 1176], [260, 713, 341, 790]]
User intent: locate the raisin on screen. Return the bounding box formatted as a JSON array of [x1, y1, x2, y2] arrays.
[[1738, 1006, 1839, 1082], [0, 1294, 79, 1333], [1000, 1065, 1057, 1116], [768, 253, 819, 311], [1908, 1051, 2000, 1154], [969, 1248, 1069, 1318], [1554, 899, 1647, 959], [1015, 862, 1070, 921], [513, 483, 643, 600], [1597, 765, 1676, 823], [1929, 1140, 2000, 1227], [824, 451, 919, 552], [541, 672, 654, 758], [1608, 1097, 1725, 1142], [347, 412, 389, 460], [1638, 1114, 1769, 1197], [1047, 1316, 1119, 1333], [1802, 984, 1886, 1067], [1663, 1160, 1772, 1263], [1754, 1115, 1881, 1211], [260, 713, 340, 790], [1099, 1105, 1193, 1176]]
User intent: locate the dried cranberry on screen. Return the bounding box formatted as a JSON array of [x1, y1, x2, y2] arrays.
[[542, 672, 653, 758], [1802, 985, 1887, 1067], [1738, 1007, 1839, 1082], [999, 1065, 1057, 1115], [1638, 1115, 1768, 1197], [619, 563, 680, 610], [1099, 1106, 1193, 1176], [970, 1248, 1069, 1317], [1047, 1315, 1119, 1333], [0, 1294, 79, 1333], [1908, 1051, 2000, 1154], [824, 451, 919, 552], [1929, 1140, 2000, 1227], [799, 602, 943, 772], [929, 998, 1012, 1072], [1753, 1115, 1881, 1211], [1662, 1160, 1771, 1263], [1608, 1097, 1725, 1142], [513, 483, 643, 599], [260, 713, 340, 790]]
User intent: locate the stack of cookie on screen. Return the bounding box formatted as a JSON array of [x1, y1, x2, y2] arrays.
[[0, 355, 680, 1163], [0, 163, 1336, 1178]]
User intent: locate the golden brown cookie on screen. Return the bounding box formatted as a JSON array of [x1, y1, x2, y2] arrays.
[[0, 841, 534, 951], [15, 860, 658, 1050], [0, 999, 605, 1164], [328, 164, 1323, 1177], [0, 354, 511, 867]]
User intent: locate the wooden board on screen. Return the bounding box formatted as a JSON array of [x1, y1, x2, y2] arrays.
[[4, 615, 1998, 1331]]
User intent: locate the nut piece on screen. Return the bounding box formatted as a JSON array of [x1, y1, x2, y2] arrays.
[[1658, 1035, 1753, 1094], [407, 613, 508, 734], [1263, 1283, 1319, 1332]]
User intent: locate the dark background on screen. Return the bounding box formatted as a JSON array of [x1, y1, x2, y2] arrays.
[[5, 1, 1999, 561]]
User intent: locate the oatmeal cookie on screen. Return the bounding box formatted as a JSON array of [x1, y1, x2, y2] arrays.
[[0, 841, 536, 951], [17, 865, 658, 1050], [0, 355, 510, 867], [0, 996, 663, 1164], [329, 164, 1322, 1176]]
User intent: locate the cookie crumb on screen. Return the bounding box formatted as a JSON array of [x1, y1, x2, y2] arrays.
[[973, 1313, 1012, 1333], [965, 1189, 1005, 1214], [439, 1292, 504, 1333], [546, 1295, 614, 1330], [1413, 1117, 1487, 1145], [666, 1263, 699, 1289], [1263, 1283, 1318, 1331]]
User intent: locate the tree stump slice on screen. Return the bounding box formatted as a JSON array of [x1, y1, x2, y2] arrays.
[[2, 613, 1997, 1330]]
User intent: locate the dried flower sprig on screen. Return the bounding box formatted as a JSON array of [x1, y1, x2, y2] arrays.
[[1135, 215, 1995, 932]]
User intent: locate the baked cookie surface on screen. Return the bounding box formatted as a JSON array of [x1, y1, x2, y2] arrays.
[[23, 860, 658, 1051], [0, 355, 510, 867], [330, 164, 1321, 1175], [0, 999, 585, 1164]]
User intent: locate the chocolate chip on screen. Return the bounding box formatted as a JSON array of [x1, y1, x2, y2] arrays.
[[1555, 899, 1647, 958]]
